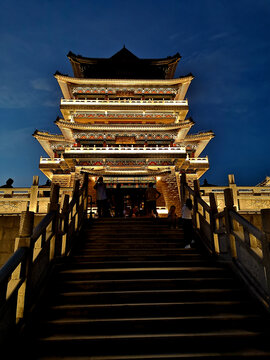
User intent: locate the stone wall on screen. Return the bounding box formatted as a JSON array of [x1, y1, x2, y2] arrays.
[[0, 214, 45, 268], [52, 174, 72, 187], [241, 213, 263, 231], [0, 200, 28, 214]]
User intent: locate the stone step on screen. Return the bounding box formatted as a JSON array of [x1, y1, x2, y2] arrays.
[[35, 331, 270, 357], [40, 314, 267, 337], [57, 267, 230, 281], [21, 218, 270, 359], [68, 256, 203, 265], [48, 300, 261, 320], [34, 350, 270, 360], [61, 259, 214, 270], [77, 249, 199, 257], [55, 277, 240, 292], [84, 235, 184, 241], [68, 254, 203, 262], [54, 288, 246, 306], [83, 242, 185, 249]]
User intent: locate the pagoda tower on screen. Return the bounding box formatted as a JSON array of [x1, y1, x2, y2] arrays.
[[34, 47, 214, 214]]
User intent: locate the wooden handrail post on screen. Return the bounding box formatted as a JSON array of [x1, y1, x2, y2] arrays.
[[82, 173, 88, 193], [47, 183, 60, 213], [47, 184, 60, 259], [261, 209, 270, 304], [224, 188, 237, 258], [193, 179, 200, 230], [60, 194, 70, 256], [224, 187, 235, 209], [14, 211, 34, 249], [228, 174, 239, 210], [73, 179, 80, 200], [61, 194, 70, 233], [209, 192, 219, 253], [29, 176, 39, 213], [13, 211, 34, 320], [194, 179, 201, 198], [82, 173, 89, 218]]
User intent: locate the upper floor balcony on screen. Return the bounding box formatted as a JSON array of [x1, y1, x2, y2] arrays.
[[60, 98, 189, 121], [60, 98, 189, 115]]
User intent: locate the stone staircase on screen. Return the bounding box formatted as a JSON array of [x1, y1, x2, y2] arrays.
[[21, 218, 270, 359]]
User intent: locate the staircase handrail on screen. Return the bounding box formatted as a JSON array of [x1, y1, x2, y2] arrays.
[[214, 201, 270, 308], [0, 173, 89, 345], [180, 174, 270, 309]]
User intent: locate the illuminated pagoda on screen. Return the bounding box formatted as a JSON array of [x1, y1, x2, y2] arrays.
[[34, 47, 214, 214]]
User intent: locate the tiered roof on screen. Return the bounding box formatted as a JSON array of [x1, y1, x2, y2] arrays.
[[67, 47, 181, 79]]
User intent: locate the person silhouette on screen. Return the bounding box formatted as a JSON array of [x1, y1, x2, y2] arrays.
[[145, 182, 161, 217], [182, 198, 194, 248], [1, 178, 14, 188], [94, 176, 108, 217]]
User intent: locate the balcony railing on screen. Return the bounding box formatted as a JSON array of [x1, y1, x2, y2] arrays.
[[61, 98, 188, 106], [189, 157, 209, 163], [40, 157, 61, 164], [64, 146, 186, 153]]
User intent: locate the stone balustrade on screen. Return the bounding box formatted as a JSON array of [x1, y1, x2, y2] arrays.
[[180, 174, 270, 310], [200, 174, 270, 213], [0, 177, 72, 214], [0, 174, 88, 346]]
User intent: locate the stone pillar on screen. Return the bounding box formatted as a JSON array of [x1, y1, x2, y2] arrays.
[[29, 176, 39, 213], [14, 211, 34, 249], [228, 174, 238, 210], [13, 210, 34, 320], [224, 188, 237, 258], [48, 184, 60, 213]]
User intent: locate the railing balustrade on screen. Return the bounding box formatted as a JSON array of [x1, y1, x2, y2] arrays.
[[0, 177, 73, 214], [0, 174, 88, 345], [64, 145, 186, 153], [180, 174, 270, 309], [61, 98, 188, 105]]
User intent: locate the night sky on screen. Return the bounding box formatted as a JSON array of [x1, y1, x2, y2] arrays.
[[0, 0, 269, 187]]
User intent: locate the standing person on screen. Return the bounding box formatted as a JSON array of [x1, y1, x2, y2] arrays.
[[182, 198, 193, 248], [145, 182, 161, 217], [94, 176, 107, 218]]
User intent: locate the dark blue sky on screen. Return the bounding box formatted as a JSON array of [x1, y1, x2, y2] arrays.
[[0, 0, 269, 186]]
